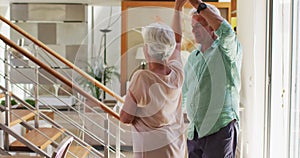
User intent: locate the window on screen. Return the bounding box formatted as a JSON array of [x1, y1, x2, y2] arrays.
[[289, 0, 300, 157], [267, 0, 300, 157]]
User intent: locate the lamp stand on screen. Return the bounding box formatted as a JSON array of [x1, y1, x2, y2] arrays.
[[100, 29, 111, 100]]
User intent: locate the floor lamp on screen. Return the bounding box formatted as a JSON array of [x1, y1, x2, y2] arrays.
[[135, 47, 146, 69], [100, 29, 111, 100]]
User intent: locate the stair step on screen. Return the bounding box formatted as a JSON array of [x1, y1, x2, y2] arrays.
[[9, 127, 64, 152], [0, 92, 12, 99], [0, 147, 10, 155], [0, 155, 42, 158], [10, 109, 35, 127], [67, 144, 91, 158]]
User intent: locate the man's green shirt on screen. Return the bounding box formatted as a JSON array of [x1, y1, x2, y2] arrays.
[[182, 20, 242, 140]]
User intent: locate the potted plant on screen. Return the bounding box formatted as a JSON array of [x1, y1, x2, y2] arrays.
[[77, 56, 119, 102], [0, 99, 36, 109]]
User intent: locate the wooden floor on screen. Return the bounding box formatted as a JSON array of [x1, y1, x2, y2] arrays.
[[0, 156, 42, 158], [111, 152, 134, 158], [2, 110, 242, 158]]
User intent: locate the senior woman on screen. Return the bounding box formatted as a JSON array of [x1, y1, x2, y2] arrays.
[[119, 0, 187, 157]]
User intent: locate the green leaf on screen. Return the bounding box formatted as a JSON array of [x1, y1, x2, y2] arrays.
[[1, 99, 18, 106], [75, 56, 120, 100]]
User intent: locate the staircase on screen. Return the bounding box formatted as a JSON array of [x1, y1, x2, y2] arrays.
[[9, 127, 64, 152], [5, 110, 91, 157], [0, 93, 93, 157], [0, 15, 127, 158]]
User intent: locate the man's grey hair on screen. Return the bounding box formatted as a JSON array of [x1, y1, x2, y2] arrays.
[[189, 3, 221, 16]]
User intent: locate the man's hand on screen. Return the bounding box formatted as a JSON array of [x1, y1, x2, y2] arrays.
[[189, 0, 201, 8], [175, 0, 188, 11], [189, 0, 224, 31]]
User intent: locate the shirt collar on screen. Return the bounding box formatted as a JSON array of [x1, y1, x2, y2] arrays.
[[196, 39, 219, 56], [197, 38, 219, 51]]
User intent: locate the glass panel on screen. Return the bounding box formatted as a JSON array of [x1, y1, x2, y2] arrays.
[[290, 57, 300, 157], [290, 0, 300, 157], [269, 0, 293, 157]]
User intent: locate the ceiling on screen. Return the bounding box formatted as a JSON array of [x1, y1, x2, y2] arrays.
[[2, 0, 122, 6]]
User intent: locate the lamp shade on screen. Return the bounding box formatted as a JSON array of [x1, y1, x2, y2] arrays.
[[135, 47, 145, 60]]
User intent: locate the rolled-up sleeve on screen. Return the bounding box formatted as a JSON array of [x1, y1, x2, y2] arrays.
[[215, 20, 241, 62]]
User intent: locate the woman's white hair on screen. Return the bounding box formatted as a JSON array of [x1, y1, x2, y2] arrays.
[[141, 23, 176, 62]]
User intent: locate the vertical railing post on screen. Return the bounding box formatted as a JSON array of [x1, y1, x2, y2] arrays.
[[34, 45, 39, 128], [116, 121, 121, 158], [3, 44, 11, 150], [104, 113, 110, 158]]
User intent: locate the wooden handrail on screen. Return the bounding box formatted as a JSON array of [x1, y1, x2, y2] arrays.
[[0, 85, 104, 157], [0, 92, 12, 99], [0, 15, 124, 104], [0, 33, 120, 120]]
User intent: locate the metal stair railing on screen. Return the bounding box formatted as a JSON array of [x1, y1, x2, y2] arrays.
[[0, 59, 126, 157], [0, 34, 124, 158], [0, 15, 124, 104], [0, 88, 59, 157], [0, 85, 107, 158], [0, 34, 120, 119], [0, 15, 128, 158], [0, 123, 50, 157]]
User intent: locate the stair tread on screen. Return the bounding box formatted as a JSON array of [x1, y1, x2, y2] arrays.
[[10, 109, 35, 127], [67, 144, 91, 158], [0, 156, 42, 158], [9, 127, 64, 152]]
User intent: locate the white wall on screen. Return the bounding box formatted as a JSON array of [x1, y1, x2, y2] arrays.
[[238, 0, 267, 157], [92, 6, 121, 98], [0, 0, 8, 6]]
